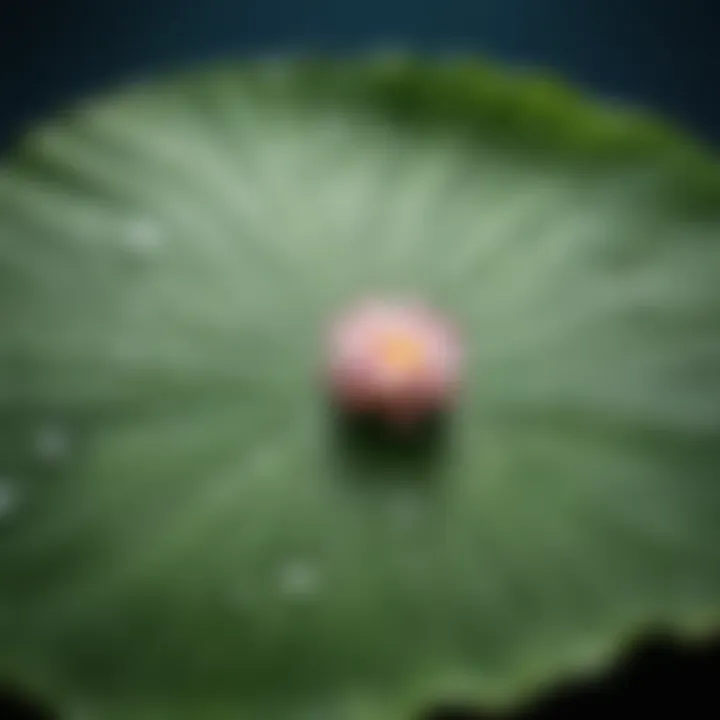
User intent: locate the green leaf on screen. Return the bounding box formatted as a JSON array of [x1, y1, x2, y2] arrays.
[[1, 57, 719, 719]]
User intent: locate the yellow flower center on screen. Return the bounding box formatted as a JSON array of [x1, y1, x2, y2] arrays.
[[374, 331, 426, 375]]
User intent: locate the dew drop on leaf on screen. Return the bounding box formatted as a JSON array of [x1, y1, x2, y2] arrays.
[[125, 218, 164, 252], [279, 560, 321, 598]]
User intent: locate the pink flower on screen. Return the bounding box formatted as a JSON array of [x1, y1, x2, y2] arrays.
[[326, 298, 463, 424]]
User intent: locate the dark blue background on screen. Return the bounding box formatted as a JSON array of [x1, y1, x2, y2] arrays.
[[0, 0, 718, 148]]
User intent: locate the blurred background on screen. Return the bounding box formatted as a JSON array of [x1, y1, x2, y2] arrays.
[[0, 0, 718, 150], [0, 0, 718, 718]]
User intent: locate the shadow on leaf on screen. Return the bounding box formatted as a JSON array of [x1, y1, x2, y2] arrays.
[[330, 404, 451, 485]]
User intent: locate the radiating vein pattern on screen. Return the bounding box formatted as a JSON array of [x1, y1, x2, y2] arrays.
[[0, 66, 719, 718]]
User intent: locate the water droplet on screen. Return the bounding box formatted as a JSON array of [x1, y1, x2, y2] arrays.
[[279, 560, 321, 598], [0, 478, 18, 519], [35, 425, 70, 462], [126, 218, 164, 252]]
